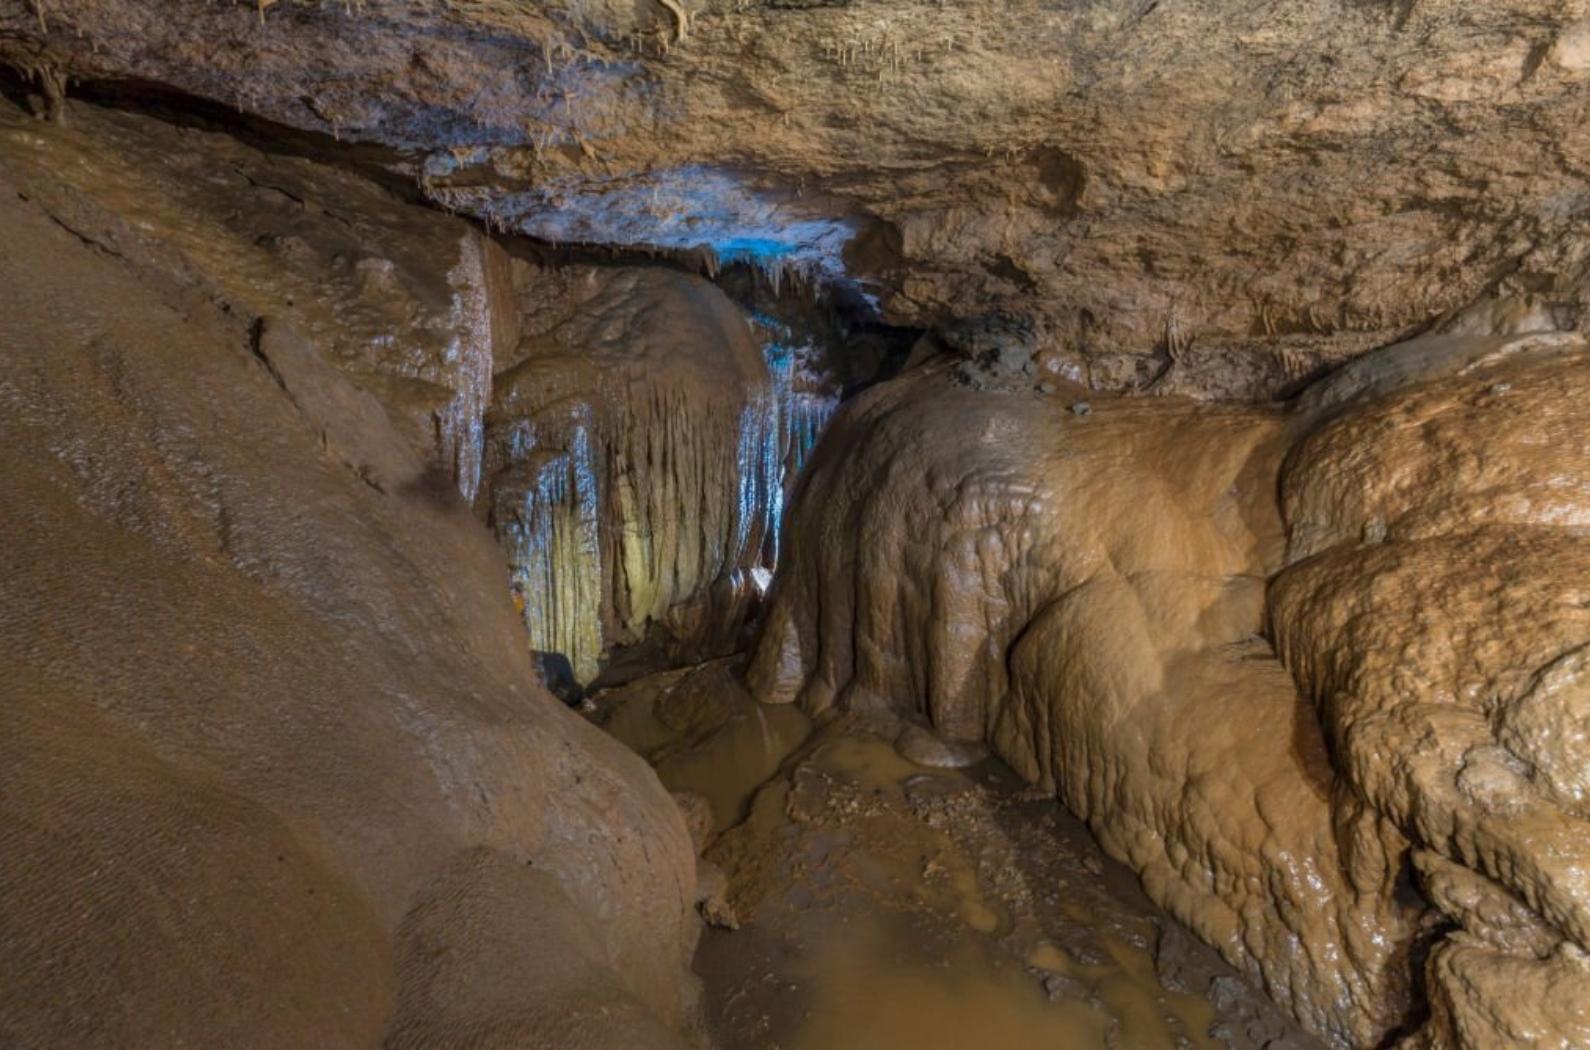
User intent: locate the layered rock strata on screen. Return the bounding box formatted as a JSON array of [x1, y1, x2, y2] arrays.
[[6, 1, 1589, 397]]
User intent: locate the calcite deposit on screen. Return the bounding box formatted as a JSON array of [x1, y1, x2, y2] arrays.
[[1271, 337, 1590, 1048], [750, 328, 1590, 1047], [749, 360, 1420, 1046], [481, 261, 838, 683]]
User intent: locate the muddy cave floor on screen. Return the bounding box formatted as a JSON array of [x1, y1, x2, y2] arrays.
[[589, 660, 1320, 1050]]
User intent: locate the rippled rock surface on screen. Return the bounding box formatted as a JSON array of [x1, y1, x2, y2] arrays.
[[1272, 335, 1590, 1049], [6, 0, 1589, 398], [750, 360, 1421, 1045]]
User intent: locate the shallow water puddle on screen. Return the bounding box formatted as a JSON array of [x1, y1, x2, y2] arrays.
[[791, 914, 1118, 1050], [653, 700, 811, 831], [693, 718, 1273, 1049], [593, 660, 813, 830]]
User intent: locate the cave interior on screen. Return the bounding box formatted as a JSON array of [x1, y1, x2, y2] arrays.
[[2, 3, 1589, 1049]]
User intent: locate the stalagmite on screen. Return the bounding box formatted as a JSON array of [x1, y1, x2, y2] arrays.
[[6, 1, 1590, 1045], [749, 326, 1590, 1048]]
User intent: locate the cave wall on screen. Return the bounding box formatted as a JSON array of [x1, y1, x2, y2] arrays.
[[748, 331, 1590, 1048], [0, 64, 851, 692], [1270, 336, 1590, 1048], [747, 362, 1421, 1046], [4, 4, 1590, 1047], [0, 96, 702, 1048]]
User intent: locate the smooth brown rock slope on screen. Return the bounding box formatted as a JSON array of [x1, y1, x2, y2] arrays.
[[0, 79, 835, 690], [5, 0, 1589, 396], [0, 95, 701, 1049]]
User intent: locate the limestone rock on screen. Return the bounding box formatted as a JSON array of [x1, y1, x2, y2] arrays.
[[7, 0, 1590, 397], [694, 858, 741, 931], [1270, 334, 1590, 1050], [673, 791, 716, 855], [482, 263, 787, 682]]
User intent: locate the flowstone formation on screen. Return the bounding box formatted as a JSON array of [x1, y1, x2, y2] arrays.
[[5, 3, 1590, 1048], [1271, 334, 1590, 1048], [0, 97, 700, 1048], [480, 260, 842, 685], [0, 70, 852, 694], [749, 329, 1590, 1048], [749, 358, 1420, 1046], [5, 1, 1590, 397]]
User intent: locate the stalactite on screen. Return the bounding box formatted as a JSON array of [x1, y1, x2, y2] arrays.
[[497, 412, 606, 682], [759, 334, 840, 565], [438, 234, 493, 503], [481, 266, 847, 684]]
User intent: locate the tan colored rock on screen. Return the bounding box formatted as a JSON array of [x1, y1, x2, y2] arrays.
[[1415, 936, 1590, 1049], [749, 358, 1420, 1046], [673, 791, 716, 855], [0, 90, 501, 501], [693, 858, 740, 931], [6, 1, 1590, 396], [1279, 341, 1590, 561], [0, 98, 697, 1049], [1270, 335, 1590, 1049]]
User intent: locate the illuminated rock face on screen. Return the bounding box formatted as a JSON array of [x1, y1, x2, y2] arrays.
[[750, 332, 1590, 1048], [480, 263, 841, 683], [11, 1, 1590, 398], [1270, 335, 1590, 1050], [749, 363, 1421, 1046]]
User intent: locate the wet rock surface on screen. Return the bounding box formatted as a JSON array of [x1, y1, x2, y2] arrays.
[[590, 660, 1317, 1047], [594, 657, 813, 835], [1271, 339, 1590, 1048], [5, 8, 1590, 1050], [482, 262, 783, 683], [688, 713, 1322, 1050], [750, 359, 1421, 1045], [0, 87, 858, 692], [0, 93, 700, 1049], [747, 329, 1590, 1046]]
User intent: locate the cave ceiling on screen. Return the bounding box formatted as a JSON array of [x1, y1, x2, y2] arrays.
[[5, 0, 1589, 393]]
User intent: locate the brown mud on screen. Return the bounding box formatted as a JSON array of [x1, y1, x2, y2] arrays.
[[592, 668, 1322, 1050]]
